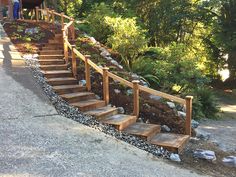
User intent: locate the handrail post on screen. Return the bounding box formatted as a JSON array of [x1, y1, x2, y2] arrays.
[[46, 8, 50, 22], [132, 80, 140, 117], [71, 45, 77, 79], [103, 67, 109, 105], [36, 7, 39, 21], [185, 96, 193, 136], [85, 55, 91, 91], [62, 29, 69, 64], [70, 18, 75, 42], [51, 10, 55, 24], [61, 13, 65, 31]]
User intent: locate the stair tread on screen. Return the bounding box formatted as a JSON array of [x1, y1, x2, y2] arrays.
[[42, 70, 71, 74], [39, 59, 64, 61], [150, 133, 190, 148], [53, 85, 84, 89], [40, 55, 64, 57], [84, 106, 118, 117], [101, 114, 136, 125], [47, 77, 77, 81], [71, 99, 105, 107], [61, 92, 94, 98], [124, 123, 161, 137]]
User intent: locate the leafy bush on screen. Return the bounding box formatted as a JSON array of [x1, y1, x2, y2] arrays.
[[191, 87, 220, 119], [105, 16, 148, 70], [86, 3, 115, 43]]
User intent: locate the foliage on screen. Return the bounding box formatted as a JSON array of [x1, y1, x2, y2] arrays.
[[86, 3, 116, 43], [105, 17, 148, 70], [190, 87, 220, 119]]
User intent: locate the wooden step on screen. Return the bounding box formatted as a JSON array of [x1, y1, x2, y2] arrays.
[[40, 64, 68, 71], [71, 99, 106, 112], [101, 114, 136, 131], [55, 34, 63, 38], [49, 39, 63, 43], [42, 70, 72, 78], [46, 77, 77, 86], [53, 85, 86, 95], [61, 92, 95, 103], [40, 50, 63, 55], [42, 46, 63, 50], [39, 55, 64, 60], [150, 133, 190, 153], [84, 106, 118, 120], [39, 59, 65, 65], [124, 123, 161, 141]]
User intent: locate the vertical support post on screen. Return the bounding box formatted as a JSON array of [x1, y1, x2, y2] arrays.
[[62, 29, 68, 64], [0, 0, 3, 20], [61, 12, 65, 31], [103, 67, 109, 105], [8, 0, 13, 20], [185, 96, 193, 136], [46, 8, 49, 22], [132, 80, 140, 117], [85, 55, 91, 91], [71, 45, 77, 79], [70, 18, 75, 42], [36, 7, 39, 21], [19, 0, 23, 19], [51, 10, 55, 24]]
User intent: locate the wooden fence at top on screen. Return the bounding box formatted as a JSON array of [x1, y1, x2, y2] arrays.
[[35, 7, 193, 136]]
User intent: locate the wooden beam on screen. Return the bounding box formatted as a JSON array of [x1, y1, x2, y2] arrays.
[[103, 67, 109, 105], [85, 55, 91, 91], [132, 80, 140, 117], [185, 96, 193, 136]]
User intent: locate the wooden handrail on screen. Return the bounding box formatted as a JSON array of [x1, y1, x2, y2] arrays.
[[107, 72, 134, 88], [139, 85, 186, 105], [34, 7, 193, 136]]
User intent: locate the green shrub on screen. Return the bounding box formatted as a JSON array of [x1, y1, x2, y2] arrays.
[[105, 16, 148, 70], [86, 3, 115, 43], [192, 87, 220, 119]]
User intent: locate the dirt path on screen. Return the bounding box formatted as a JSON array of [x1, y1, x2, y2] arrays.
[[197, 90, 236, 152]]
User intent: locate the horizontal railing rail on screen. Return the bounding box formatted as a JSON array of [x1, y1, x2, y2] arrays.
[[34, 7, 193, 136]]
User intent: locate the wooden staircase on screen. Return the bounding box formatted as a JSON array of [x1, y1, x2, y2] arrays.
[[38, 31, 190, 154]]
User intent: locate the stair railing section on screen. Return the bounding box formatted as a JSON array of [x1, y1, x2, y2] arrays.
[[34, 7, 193, 136]]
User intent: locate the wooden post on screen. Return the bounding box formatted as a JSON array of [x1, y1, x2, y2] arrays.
[[71, 45, 77, 78], [46, 8, 49, 22], [70, 18, 75, 42], [103, 67, 109, 105], [185, 96, 193, 136], [61, 12, 65, 31], [8, 0, 13, 20], [35, 7, 39, 21], [0, 0, 3, 20], [85, 55, 91, 91], [132, 80, 140, 117], [51, 10, 55, 24], [62, 29, 69, 64]]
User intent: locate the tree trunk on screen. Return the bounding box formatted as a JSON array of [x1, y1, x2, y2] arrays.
[[228, 51, 236, 80]]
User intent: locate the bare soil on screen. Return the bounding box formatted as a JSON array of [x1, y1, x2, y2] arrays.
[[3, 20, 236, 177]]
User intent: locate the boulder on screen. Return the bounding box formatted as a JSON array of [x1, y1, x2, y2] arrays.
[[193, 149, 216, 161], [167, 101, 175, 109], [117, 107, 125, 114], [161, 125, 171, 132], [114, 89, 121, 94], [222, 156, 236, 167], [191, 120, 200, 129], [170, 153, 181, 162], [149, 94, 161, 101]]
